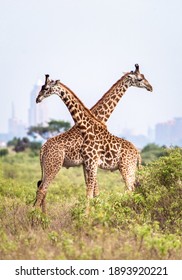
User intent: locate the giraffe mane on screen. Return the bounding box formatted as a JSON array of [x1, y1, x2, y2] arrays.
[[56, 80, 107, 128], [91, 72, 130, 111]]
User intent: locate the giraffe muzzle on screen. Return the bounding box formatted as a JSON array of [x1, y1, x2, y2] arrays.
[[147, 85, 153, 92], [36, 96, 41, 103]]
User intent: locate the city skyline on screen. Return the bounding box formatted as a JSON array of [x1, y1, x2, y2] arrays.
[[1, 80, 181, 149], [1, 74, 182, 138], [3, 78, 182, 134], [4, 88, 182, 137]]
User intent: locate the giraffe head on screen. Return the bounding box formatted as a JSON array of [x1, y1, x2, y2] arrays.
[[125, 64, 153, 92], [36, 74, 56, 103]]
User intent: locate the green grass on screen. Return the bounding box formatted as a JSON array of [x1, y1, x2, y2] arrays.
[[0, 148, 181, 260]]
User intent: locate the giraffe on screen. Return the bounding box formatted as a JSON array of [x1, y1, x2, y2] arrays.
[[34, 66, 153, 212]]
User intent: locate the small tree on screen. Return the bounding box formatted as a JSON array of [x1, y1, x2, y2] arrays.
[[0, 148, 9, 157], [28, 119, 71, 139], [7, 137, 18, 147], [48, 120, 71, 132]]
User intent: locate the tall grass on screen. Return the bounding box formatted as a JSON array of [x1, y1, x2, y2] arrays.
[[0, 148, 181, 259]]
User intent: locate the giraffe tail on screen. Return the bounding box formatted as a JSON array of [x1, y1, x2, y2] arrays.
[[37, 180, 42, 188], [137, 153, 142, 170], [37, 144, 45, 188], [134, 153, 142, 189]]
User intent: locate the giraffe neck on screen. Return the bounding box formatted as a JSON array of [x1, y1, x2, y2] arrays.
[[54, 82, 106, 133], [90, 75, 131, 122]]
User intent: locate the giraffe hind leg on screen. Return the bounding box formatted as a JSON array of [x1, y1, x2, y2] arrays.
[[34, 147, 65, 212], [118, 161, 137, 192], [35, 180, 47, 213]]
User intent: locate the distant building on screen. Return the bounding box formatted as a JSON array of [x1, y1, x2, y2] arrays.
[[28, 80, 48, 127], [171, 117, 182, 146], [155, 118, 182, 146], [8, 103, 26, 139], [0, 81, 49, 144], [119, 128, 151, 149], [118, 117, 182, 149]]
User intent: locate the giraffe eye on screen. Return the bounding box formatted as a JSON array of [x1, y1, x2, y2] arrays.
[[138, 78, 142, 82]]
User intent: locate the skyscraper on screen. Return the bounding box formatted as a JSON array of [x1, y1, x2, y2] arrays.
[[155, 118, 182, 146], [8, 102, 26, 138], [28, 80, 48, 127]]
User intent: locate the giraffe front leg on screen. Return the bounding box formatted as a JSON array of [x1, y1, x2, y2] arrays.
[[86, 187, 94, 199], [86, 172, 96, 199], [86, 179, 99, 215], [83, 164, 98, 215], [83, 165, 96, 198], [93, 181, 99, 197], [83, 161, 99, 198]]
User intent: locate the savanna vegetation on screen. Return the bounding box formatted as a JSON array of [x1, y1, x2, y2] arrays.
[[0, 145, 181, 260]]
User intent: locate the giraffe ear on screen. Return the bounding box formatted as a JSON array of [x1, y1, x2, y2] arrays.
[[128, 70, 134, 77], [128, 69, 137, 79]]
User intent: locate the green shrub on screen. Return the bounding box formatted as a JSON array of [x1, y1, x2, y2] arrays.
[[133, 148, 181, 231], [0, 149, 9, 157], [141, 143, 167, 165]]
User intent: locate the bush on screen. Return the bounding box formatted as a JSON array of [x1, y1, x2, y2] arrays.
[[134, 148, 181, 232], [29, 142, 42, 156], [0, 149, 9, 157], [141, 143, 167, 165], [14, 138, 30, 152]]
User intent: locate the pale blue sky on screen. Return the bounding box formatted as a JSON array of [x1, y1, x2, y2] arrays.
[[0, 0, 182, 136]]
